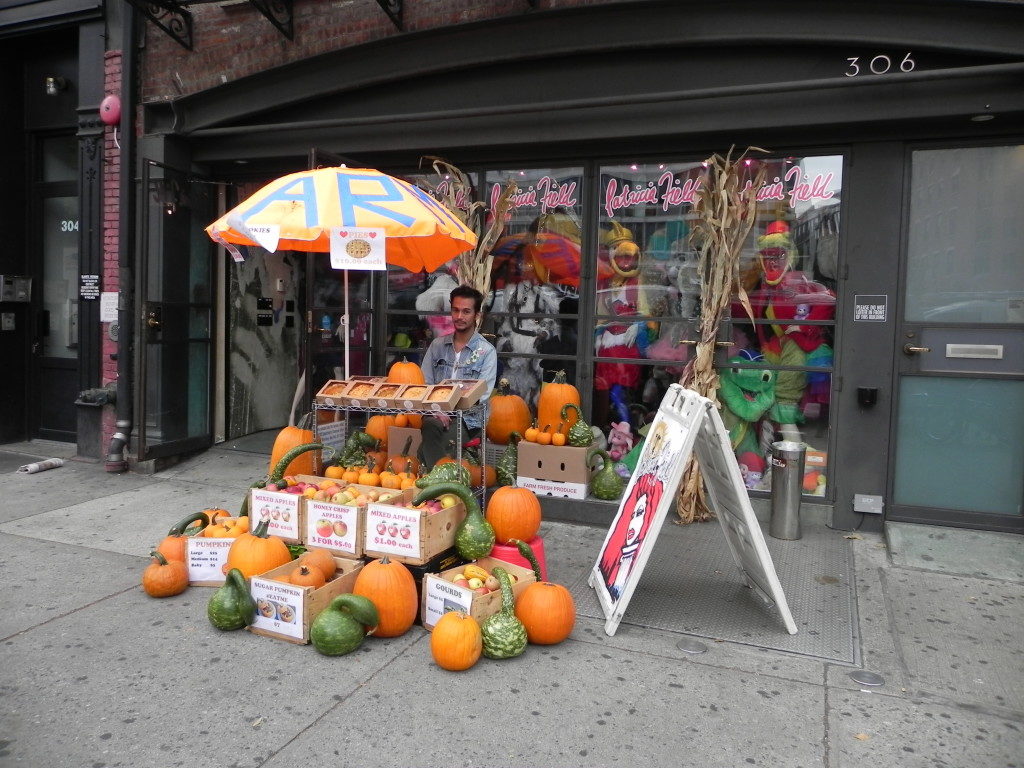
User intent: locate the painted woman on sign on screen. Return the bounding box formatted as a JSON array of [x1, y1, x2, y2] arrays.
[[597, 420, 678, 599]]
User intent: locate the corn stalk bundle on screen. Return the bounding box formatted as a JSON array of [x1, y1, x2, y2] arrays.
[[420, 156, 517, 301], [676, 147, 767, 524]]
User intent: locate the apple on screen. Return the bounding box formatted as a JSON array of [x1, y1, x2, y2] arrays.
[[450, 572, 466, 582], [439, 494, 460, 509], [315, 519, 333, 538], [332, 520, 348, 537], [473, 586, 490, 596], [376, 522, 387, 535], [313, 490, 329, 501], [387, 524, 399, 537], [453, 578, 470, 589], [467, 577, 484, 590], [265, 483, 280, 492]]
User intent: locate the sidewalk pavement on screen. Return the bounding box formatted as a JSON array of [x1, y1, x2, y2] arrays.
[[1, 441, 1021, 768]]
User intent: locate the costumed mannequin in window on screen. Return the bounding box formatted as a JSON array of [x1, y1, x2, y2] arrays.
[[718, 351, 776, 490], [594, 221, 649, 430], [747, 220, 835, 442]]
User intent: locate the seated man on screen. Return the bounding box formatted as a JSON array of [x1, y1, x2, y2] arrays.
[[418, 285, 498, 470]]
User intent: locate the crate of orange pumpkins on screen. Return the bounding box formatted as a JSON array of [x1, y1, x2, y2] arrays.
[[248, 547, 366, 644], [420, 484, 545, 630]]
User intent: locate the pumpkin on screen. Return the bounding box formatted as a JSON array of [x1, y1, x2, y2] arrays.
[[485, 486, 542, 543], [538, 370, 580, 436], [495, 432, 522, 487], [353, 556, 418, 638], [388, 435, 420, 475], [387, 356, 425, 385], [342, 466, 361, 484], [551, 423, 567, 446], [207, 568, 257, 630], [225, 519, 293, 579], [156, 511, 209, 563], [536, 425, 553, 446], [142, 551, 189, 598], [414, 482, 494, 560], [203, 516, 249, 538], [523, 420, 540, 443], [324, 465, 346, 480], [379, 461, 402, 489], [510, 539, 576, 645], [561, 403, 594, 447], [365, 448, 388, 474], [290, 564, 327, 589], [310, 594, 379, 656], [365, 415, 397, 450], [430, 611, 483, 671], [486, 378, 532, 445], [299, 548, 337, 580], [480, 567, 528, 659], [358, 459, 381, 487], [268, 421, 317, 477]]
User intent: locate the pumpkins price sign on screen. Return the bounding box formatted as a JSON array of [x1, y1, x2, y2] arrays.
[[363, 504, 422, 559], [304, 500, 360, 556], [249, 578, 304, 641], [185, 538, 234, 586]]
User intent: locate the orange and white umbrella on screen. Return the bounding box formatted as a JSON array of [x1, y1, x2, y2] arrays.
[[205, 166, 477, 274]]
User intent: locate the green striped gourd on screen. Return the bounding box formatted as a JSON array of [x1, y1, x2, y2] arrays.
[[480, 567, 527, 659], [413, 482, 494, 560], [560, 404, 593, 448]]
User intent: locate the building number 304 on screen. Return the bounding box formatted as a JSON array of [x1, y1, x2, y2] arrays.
[[846, 53, 915, 77]]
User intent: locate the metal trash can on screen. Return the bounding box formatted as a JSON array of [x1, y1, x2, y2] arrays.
[[769, 440, 806, 540]]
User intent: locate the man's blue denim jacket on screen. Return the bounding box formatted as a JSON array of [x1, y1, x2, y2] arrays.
[[420, 331, 497, 430]]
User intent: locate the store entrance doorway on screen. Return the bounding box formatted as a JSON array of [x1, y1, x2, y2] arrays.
[[890, 144, 1024, 533]]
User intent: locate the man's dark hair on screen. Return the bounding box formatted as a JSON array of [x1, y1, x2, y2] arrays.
[[450, 284, 484, 313]]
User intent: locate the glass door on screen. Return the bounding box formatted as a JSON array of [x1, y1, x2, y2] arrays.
[[136, 160, 214, 460], [891, 144, 1024, 532]]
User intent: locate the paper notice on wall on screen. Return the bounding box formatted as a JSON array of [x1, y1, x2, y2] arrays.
[[100, 292, 118, 323]]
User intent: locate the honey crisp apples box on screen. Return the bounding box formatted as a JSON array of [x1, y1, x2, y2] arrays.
[[362, 488, 466, 566], [301, 482, 402, 559], [420, 556, 535, 630], [248, 553, 363, 644]]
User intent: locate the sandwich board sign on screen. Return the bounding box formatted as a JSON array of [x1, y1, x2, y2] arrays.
[[589, 384, 797, 637]]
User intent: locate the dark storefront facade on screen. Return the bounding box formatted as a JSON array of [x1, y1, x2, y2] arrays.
[[10, 1, 1023, 534]]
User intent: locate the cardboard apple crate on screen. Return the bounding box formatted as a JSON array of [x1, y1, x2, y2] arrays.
[[420, 556, 536, 630], [301, 480, 403, 559], [363, 488, 466, 566], [516, 442, 595, 500], [421, 383, 462, 412], [314, 379, 350, 407], [248, 553, 364, 644], [440, 378, 489, 410]]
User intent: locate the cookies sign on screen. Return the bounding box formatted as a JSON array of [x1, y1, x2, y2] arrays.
[[329, 227, 386, 270]]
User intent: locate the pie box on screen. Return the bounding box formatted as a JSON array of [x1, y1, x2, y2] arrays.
[[367, 381, 406, 408], [338, 378, 388, 407], [247, 552, 364, 645], [313, 379, 349, 407], [439, 378, 489, 410], [362, 487, 467, 565], [420, 556, 536, 630], [394, 383, 430, 410], [421, 383, 462, 412]]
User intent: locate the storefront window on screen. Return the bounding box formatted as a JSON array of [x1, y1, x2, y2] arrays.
[[596, 156, 840, 496]]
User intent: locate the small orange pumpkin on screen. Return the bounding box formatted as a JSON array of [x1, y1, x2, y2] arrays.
[[290, 564, 327, 588], [430, 610, 483, 671], [324, 465, 346, 480], [352, 556, 418, 638], [536, 425, 553, 446], [524, 421, 540, 443], [142, 551, 189, 598], [485, 486, 542, 543], [551, 423, 567, 446], [298, 548, 337, 580]]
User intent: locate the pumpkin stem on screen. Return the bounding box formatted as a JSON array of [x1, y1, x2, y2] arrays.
[[251, 519, 273, 539], [149, 550, 170, 566]]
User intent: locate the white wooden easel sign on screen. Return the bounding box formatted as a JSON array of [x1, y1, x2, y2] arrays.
[[589, 384, 798, 637]]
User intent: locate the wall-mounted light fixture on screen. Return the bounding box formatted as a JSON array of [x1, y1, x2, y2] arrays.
[[45, 76, 68, 96]]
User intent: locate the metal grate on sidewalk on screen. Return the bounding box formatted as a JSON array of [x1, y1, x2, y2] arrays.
[[570, 520, 860, 665]]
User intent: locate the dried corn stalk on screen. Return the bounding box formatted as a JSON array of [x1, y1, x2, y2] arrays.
[[676, 146, 767, 524], [420, 156, 516, 300]]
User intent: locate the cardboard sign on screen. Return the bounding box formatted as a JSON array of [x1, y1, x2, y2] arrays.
[[304, 500, 361, 557], [249, 489, 302, 542], [329, 227, 386, 270], [363, 502, 423, 558], [589, 385, 797, 637], [250, 578, 305, 641], [185, 537, 234, 586]]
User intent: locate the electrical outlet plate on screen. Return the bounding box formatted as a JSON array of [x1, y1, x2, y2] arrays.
[[853, 494, 884, 514]]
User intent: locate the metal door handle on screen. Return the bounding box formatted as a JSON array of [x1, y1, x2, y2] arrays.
[[903, 344, 930, 354], [146, 313, 161, 328]]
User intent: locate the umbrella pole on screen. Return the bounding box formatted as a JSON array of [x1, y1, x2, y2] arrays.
[[343, 269, 350, 380]]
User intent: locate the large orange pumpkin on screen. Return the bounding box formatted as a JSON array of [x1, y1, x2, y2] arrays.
[[486, 378, 532, 445], [268, 423, 317, 476], [485, 486, 542, 543], [537, 370, 580, 436], [365, 415, 397, 451], [352, 556, 418, 638], [430, 610, 483, 671], [510, 538, 576, 644], [225, 519, 292, 579]]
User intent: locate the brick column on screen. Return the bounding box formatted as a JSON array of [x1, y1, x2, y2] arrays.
[[101, 50, 122, 452]]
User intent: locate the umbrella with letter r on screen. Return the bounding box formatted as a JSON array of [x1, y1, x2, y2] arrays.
[[206, 166, 478, 376]]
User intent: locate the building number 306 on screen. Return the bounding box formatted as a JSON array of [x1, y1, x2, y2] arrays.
[[846, 53, 915, 77]]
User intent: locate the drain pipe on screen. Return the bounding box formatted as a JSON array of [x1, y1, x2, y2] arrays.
[[106, 5, 136, 472]]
